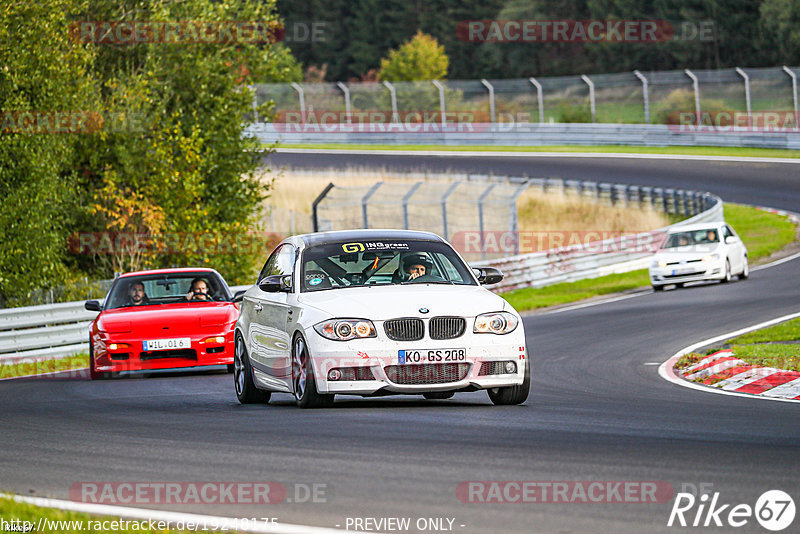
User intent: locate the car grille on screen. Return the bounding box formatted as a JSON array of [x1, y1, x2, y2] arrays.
[[140, 349, 197, 361], [662, 271, 705, 279], [338, 366, 375, 381], [665, 259, 702, 266], [384, 363, 470, 385], [429, 316, 466, 340], [384, 318, 424, 341], [478, 361, 516, 375]]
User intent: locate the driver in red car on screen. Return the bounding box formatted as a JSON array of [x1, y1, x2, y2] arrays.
[[127, 281, 148, 306], [186, 277, 212, 301]]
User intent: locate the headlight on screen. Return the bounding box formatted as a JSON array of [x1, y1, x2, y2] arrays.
[[474, 312, 519, 335], [314, 319, 376, 341], [702, 253, 720, 262], [651, 259, 668, 268]]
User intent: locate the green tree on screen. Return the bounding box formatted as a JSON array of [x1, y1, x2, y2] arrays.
[[760, 0, 800, 62], [378, 31, 449, 81]]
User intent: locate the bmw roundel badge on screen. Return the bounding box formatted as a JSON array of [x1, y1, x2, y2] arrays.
[[419, 307, 429, 314]]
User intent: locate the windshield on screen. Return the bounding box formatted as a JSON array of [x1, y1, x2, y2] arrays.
[[104, 272, 231, 309], [662, 229, 719, 249], [300, 239, 477, 292]]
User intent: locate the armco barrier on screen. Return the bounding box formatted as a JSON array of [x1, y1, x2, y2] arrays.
[[0, 285, 250, 364], [246, 122, 800, 149]]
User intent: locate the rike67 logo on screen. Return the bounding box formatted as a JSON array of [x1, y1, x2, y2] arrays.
[[668, 490, 795, 531]]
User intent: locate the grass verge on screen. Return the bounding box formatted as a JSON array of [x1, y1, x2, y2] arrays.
[[676, 318, 800, 378], [0, 494, 189, 534], [0, 354, 88, 380], [275, 143, 800, 160], [501, 203, 796, 312]]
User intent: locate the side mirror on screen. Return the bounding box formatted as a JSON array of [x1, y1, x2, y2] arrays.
[[725, 236, 739, 244], [258, 274, 292, 293], [232, 290, 246, 303], [84, 300, 102, 312], [472, 267, 504, 285]]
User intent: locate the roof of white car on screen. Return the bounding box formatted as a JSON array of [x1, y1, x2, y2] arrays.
[[666, 222, 725, 233], [295, 229, 445, 247]]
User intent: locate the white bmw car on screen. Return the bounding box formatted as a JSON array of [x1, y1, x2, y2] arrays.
[[649, 222, 748, 291], [233, 229, 529, 408]]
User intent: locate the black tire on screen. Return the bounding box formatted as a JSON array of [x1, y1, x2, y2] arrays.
[[721, 259, 732, 283], [739, 256, 749, 280], [423, 391, 455, 400], [652, 284, 664, 292], [226, 364, 234, 373], [89, 341, 109, 380], [487, 360, 530, 405], [292, 334, 334, 409], [234, 332, 271, 404]]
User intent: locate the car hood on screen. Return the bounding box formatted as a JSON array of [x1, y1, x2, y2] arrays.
[[297, 284, 511, 321], [98, 303, 238, 332]]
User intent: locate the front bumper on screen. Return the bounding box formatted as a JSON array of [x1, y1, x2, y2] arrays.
[[649, 260, 724, 286], [307, 331, 528, 395], [92, 331, 234, 373]]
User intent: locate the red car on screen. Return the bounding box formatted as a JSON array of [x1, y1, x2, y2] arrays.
[[85, 268, 241, 379]]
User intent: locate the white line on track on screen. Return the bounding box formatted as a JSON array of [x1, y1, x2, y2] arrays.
[[274, 147, 800, 165], [9, 494, 373, 534], [657, 311, 800, 404]]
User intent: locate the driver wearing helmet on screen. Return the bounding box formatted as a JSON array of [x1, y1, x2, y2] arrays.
[[402, 253, 433, 281]]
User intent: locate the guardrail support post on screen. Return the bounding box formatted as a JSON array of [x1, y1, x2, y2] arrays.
[[581, 74, 596, 123], [336, 82, 351, 124], [311, 182, 334, 232], [529, 77, 544, 123], [361, 182, 383, 228], [481, 79, 496, 123], [382, 81, 399, 124], [402, 182, 423, 230], [684, 69, 701, 127], [477, 184, 497, 260], [290, 82, 306, 122], [633, 70, 650, 124], [441, 182, 461, 241], [735, 67, 752, 128], [783, 66, 799, 130]]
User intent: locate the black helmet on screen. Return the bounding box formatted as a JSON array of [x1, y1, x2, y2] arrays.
[[402, 253, 432, 272]]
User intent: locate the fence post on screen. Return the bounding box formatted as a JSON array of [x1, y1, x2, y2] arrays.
[[441, 182, 461, 241], [290, 82, 305, 122], [361, 182, 383, 228], [402, 182, 423, 230], [633, 70, 650, 124], [735, 67, 752, 128], [382, 81, 399, 123], [580, 74, 596, 123], [249, 85, 259, 123], [478, 184, 497, 261], [311, 183, 335, 232], [509, 181, 530, 256], [529, 77, 544, 123], [684, 69, 701, 127], [481, 79, 496, 123], [783, 66, 799, 130], [432, 80, 447, 129], [336, 82, 351, 124]]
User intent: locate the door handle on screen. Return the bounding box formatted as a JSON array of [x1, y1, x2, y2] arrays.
[[254, 303, 263, 313]]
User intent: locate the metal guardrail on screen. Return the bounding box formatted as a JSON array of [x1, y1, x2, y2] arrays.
[[247, 122, 800, 149], [0, 285, 250, 365]]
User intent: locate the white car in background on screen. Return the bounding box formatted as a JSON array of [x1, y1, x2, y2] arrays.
[[232, 229, 530, 408], [649, 222, 748, 291]]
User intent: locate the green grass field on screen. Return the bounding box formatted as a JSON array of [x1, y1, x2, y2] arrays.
[[274, 143, 800, 159]]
